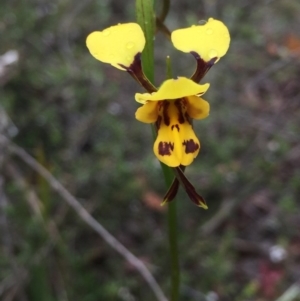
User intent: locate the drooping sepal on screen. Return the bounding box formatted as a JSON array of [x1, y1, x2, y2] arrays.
[[174, 167, 207, 209], [161, 177, 180, 205], [135, 101, 158, 123]]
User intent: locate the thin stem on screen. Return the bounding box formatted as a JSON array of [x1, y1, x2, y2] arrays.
[[159, 0, 170, 23], [156, 18, 171, 39], [165, 55, 180, 301], [136, 1, 180, 299], [156, 0, 171, 38], [152, 107, 180, 301], [161, 163, 180, 301], [168, 202, 179, 301], [135, 0, 155, 83]]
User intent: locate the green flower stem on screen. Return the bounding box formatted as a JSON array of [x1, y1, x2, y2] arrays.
[[136, 1, 180, 300], [162, 163, 180, 301], [165, 56, 180, 301], [135, 0, 155, 83], [167, 197, 180, 301], [150, 110, 180, 301]]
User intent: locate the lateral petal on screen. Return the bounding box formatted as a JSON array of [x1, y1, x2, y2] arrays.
[[171, 18, 230, 63], [135, 101, 158, 123], [185, 96, 210, 120], [86, 23, 145, 70]]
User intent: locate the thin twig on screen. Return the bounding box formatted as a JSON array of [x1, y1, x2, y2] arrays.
[[5, 162, 63, 246], [6, 163, 44, 219], [200, 198, 238, 236], [3, 135, 168, 301], [0, 133, 27, 300], [159, 0, 170, 23]]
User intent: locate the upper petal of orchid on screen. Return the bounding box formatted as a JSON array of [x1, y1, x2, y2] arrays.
[[171, 18, 230, 63], [135, 77, 209, 104], [86, 23, 145, 71]]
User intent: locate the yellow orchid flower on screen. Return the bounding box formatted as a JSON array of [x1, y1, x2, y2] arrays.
[[86, 20, 230, 167], [86, 19, 230, 206], [135, 77, 210, 167]]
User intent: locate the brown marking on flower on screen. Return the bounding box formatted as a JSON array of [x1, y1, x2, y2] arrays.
[[174, 99, 185, 124], [119, 53, 157, 93], [185, 112, 192, 124], [162, 102, 170, 126], [156, 115, 162, 130], [158, 141, 174, 156], [171, 124, 180, 132], [183, 139, 199, 154]]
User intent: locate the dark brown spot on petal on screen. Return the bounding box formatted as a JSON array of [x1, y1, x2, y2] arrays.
[[158, 141, 174, 156], [156, 115, 162, 130], [171, 124, 180, 132], [182, 98, 187, 106], [174, 99, 185, 124], [183, 139, 199, 154], [158, 101, 163, 110], [162, 102, 170, 126], [185, 112, 192, 124]]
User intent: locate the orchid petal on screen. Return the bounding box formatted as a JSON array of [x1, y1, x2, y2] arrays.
[[135, 77, 209, 104], [86, 23, 145, 70], [171, 18, 230, 63]]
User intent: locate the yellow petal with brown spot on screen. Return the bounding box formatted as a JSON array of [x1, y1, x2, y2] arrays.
[[86, 23, 145, 70], [153, 101, 200, 167], [171, 18, 230, 63]]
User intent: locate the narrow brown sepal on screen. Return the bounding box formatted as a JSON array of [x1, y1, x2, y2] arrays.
[[174, 167, 208, 209], [161, 178, 180, 205], [120, 53, 157, 93], [185, 185, 208, 209]]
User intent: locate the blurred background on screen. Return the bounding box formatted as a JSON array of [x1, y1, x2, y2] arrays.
[[1, 0, 300, 300]]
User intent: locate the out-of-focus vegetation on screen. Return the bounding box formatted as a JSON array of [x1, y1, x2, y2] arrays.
[[1, 0, 300, 300]]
